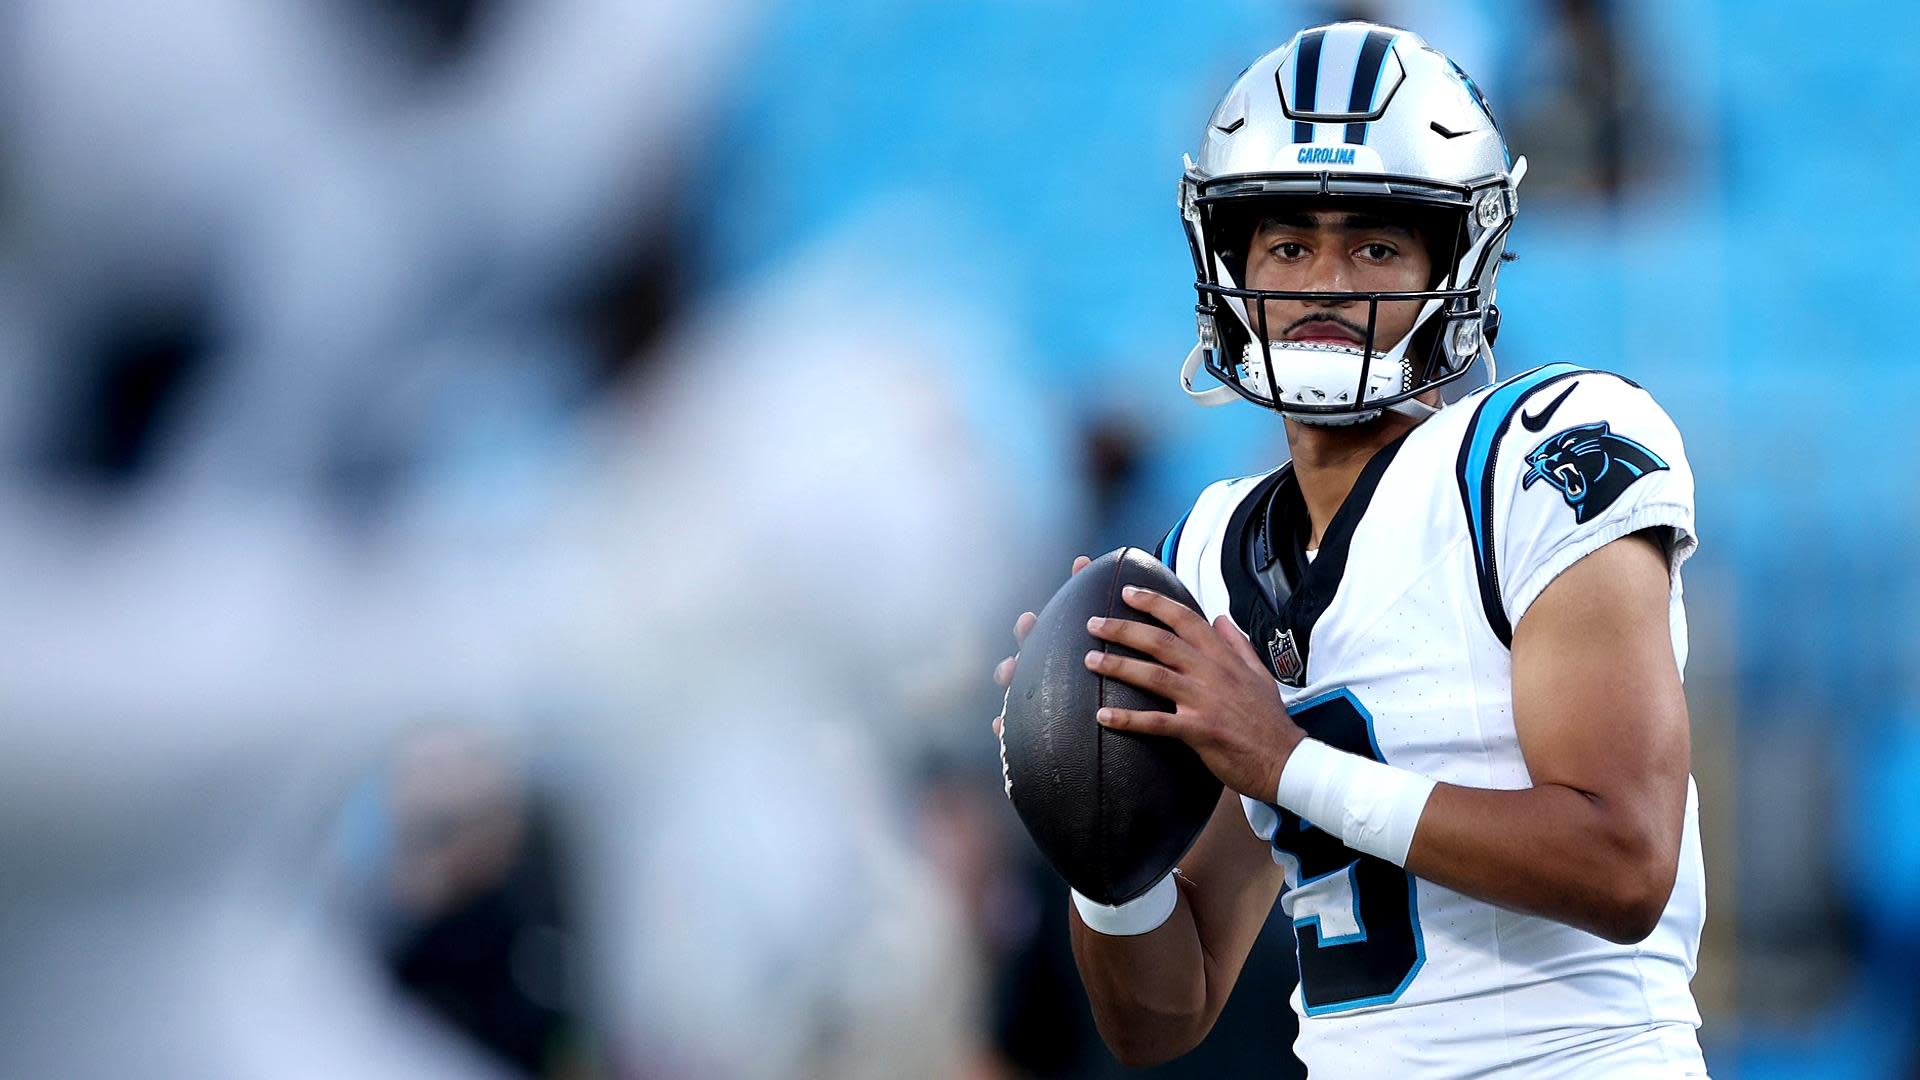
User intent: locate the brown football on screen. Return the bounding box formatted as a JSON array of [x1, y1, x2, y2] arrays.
[[1000, 547, 1222, 905]]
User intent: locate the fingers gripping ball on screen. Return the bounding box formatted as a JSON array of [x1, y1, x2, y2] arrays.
[[1001, 548, 1222, 904]]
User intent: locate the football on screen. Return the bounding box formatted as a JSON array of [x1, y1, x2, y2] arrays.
[[1000, 547, 1223, 905]]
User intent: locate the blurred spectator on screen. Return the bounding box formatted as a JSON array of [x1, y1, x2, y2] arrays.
[[347, 726, 586, 1077], [1504, 0, 1674, 204]]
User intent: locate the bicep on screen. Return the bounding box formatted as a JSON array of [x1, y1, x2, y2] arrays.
[[1510, 530, 1689, 826]]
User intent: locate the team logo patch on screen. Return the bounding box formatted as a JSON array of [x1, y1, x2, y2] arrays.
[[1522, 421, 1669, 523], [1267, 628, 1306, 687]]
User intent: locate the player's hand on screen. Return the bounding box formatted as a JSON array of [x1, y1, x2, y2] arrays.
[[1083, 586, 1305, 801], [991, 555, 1092, 739]]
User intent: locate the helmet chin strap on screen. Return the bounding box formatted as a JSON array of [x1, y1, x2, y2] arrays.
[[1182, 340, 1487, 422], [1386, 396, 1440, 421], [1180, 338, 1437, 420], [1253, 383, 1437, 427], [1180, 343, 1241, 407]]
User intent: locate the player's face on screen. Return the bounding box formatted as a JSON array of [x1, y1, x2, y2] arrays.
[[1242, 208, 1435, 352]]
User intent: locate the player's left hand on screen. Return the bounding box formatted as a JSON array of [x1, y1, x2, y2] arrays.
[[1084, 586, 1305, 801]]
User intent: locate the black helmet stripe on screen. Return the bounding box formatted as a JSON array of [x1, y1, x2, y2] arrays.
[[1290, 28, 1326, 143], [1344, 29, 1398, 144]]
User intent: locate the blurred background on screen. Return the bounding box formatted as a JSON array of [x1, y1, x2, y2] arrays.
[[0, 0, 1915, 1077]]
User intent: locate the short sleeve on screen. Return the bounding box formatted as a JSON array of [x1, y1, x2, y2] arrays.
[[1487, 371, 1697, 632]]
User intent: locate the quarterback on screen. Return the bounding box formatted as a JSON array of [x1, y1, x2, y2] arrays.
[[994, 22, 1708, 1078]]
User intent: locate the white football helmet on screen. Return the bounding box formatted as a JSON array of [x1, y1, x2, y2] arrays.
[[1178, 23, 1527, 425]]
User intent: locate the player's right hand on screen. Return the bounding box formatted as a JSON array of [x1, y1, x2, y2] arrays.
[[991, 555, 1092, 739]]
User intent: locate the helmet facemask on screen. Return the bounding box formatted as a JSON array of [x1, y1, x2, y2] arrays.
[[1181, 174, 1516, 426], [1176, 24, 1526, 424]]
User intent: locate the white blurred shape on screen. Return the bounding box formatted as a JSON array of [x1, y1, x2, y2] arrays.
[[542, 229, 1065, 1076]]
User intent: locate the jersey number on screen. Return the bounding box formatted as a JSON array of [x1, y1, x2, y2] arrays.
[[1273, 690, 1424, 1014]]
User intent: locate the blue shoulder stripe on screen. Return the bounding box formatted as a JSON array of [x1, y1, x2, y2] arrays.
[[1157, 503, 1195, 567], [1454, 363, 1590, 646]]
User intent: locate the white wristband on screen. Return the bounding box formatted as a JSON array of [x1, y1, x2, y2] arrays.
[[1275, 738, 1436, 867], [1070, 871, 1179, 937]]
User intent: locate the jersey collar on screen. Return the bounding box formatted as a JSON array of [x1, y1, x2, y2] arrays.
[[1225, 430, 1412, 684]]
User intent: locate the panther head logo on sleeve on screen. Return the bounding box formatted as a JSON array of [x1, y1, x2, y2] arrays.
[[1522, 421, 1670, 524]]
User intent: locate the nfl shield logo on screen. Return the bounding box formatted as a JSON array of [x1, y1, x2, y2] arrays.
[[1267, 628, 1306, 687]]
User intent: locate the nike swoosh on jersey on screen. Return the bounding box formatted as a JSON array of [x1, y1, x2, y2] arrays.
[[1520, 381, 1580, 432]]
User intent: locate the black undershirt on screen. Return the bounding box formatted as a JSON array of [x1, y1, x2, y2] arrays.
[[1226, 431, 1412, 682]]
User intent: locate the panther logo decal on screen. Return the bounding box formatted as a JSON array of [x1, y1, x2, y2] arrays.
[[1521, 421, 1669, 523]]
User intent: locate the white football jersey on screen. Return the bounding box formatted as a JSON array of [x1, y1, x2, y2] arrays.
[[1159, 364, 1709, 1079]]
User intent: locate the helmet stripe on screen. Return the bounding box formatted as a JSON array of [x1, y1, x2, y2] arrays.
[[1290, 28, 1326, 143], [1344, 30, 1399, 144]]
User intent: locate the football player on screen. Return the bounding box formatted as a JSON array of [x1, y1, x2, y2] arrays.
[[994, 22, 1708, 1078]]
